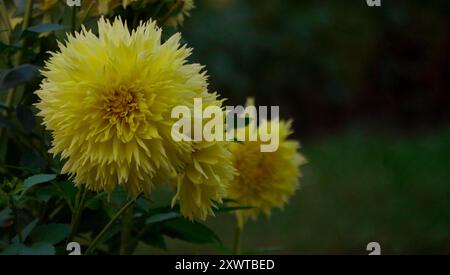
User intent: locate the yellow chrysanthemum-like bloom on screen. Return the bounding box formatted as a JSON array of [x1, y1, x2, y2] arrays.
[[229, 120, 307, 228], [81, 0, 138, 16], [35, 18, 218, 202], [173, 140, 236, 220], [39, 0, 58, 11], [166, 0, 195, 28]]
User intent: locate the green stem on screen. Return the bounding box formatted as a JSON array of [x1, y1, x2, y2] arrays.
[[48, 198, 65, 220], [85, 194, 141, 255], [22, 0, 34, 31], [159, 1, 183, 26], [10, 197, 23, 243], [233, 224, 243, 255], [68, 186, 88, 241], [0, 2, 12, 43], [70, 4, 77, 33], [119, 205, 133, 255], [78, 0, 94, 27]]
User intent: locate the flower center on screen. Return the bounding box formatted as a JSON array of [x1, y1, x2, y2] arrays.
[[105, 86, 139, 119], [234, 144, 275, 193], [103, 85, 146, 142]]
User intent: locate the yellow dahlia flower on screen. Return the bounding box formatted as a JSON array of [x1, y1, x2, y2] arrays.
[[35, 17, 214, 199], [173, 140, 236, 220], [229, 120, 307, 228], [166, 0, 195, 28]]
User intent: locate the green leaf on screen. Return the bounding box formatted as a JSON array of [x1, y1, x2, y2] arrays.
[[27, 242, 56, 255], [85, 193, 106, 210], [0, 64, 40, 90], [24, 174, 57, 189], [0, 208, 12, 228], [51, 181, 77, 208], [12, 218, 39, 243], [110, 187, 128, 206], [162, 219, 221, 245], [9, 24, 23, 47], [141, 231, 167, 250], [215, 206, 255, 213], [27, 24, 66, 33], [30, 224, 71, 244], [97, 223, 122, 245], [34, 187, 53, 203], [1, 243, 27, 255], [0, 41, 20, 55], [146, 212, 180, 225], [1, 242, 55, 255]]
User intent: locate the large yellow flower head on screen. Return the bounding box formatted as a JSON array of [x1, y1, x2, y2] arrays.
[[35, 17, 218, 202], [229, 119, 307, 228]]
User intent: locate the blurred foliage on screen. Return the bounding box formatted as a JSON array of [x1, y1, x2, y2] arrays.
[[183, 0, 450, 137]]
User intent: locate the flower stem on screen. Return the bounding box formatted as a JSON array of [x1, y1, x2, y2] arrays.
[[159, 1, 183, 26], [233, 224, 243, 255], [68, 185, 88, 241], [71, 4, 77, 33], [10, 196, 23, 243], [0, 3, 12, 43], [119, 205, 133, 255], [85, 194, 141, 255], [22, 0, 34, 31]]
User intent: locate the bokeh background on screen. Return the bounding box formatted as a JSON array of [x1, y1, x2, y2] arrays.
[[138, 0, 450, 254]]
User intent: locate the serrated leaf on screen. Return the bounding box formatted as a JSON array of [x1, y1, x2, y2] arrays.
[[30, 224, 71, 244]]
